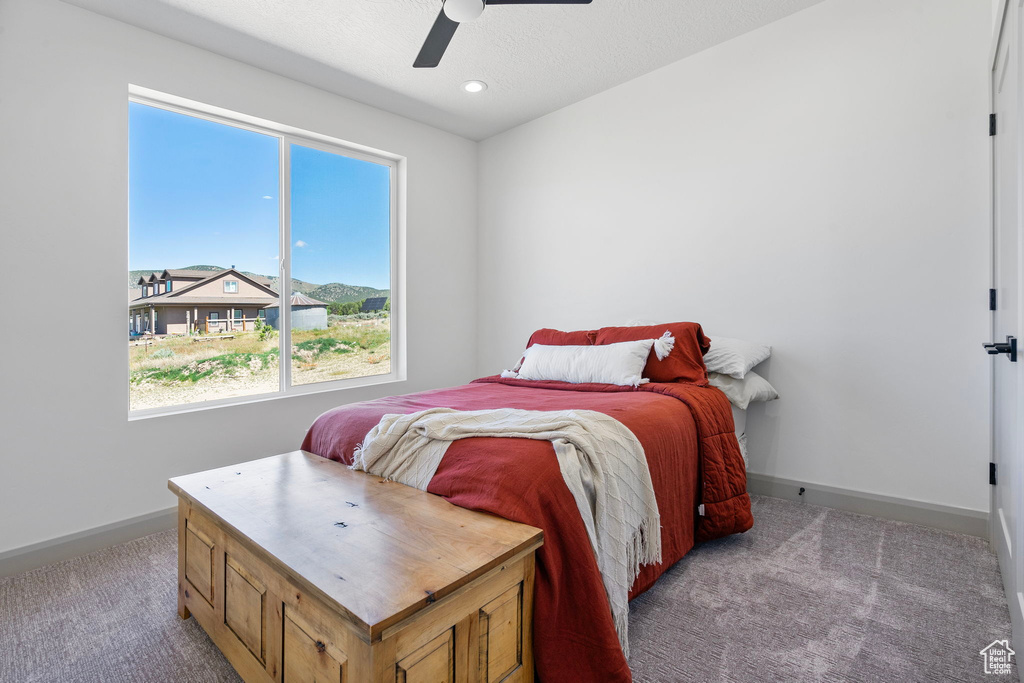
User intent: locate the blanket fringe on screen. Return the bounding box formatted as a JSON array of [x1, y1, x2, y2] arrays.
[[350, 442, 365, 469], [617, 515, 662, 658], [653, 331, 675, 361]]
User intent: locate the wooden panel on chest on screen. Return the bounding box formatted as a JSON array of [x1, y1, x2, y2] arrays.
[[184, 521, 215, 605], [395, 628, 454, 683], [479, 583, 523, 683], [225, 554, 267, 663], [283, 607, 348, 683]]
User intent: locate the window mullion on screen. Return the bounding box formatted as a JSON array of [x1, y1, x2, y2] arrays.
[[279, 138, 292, 393]]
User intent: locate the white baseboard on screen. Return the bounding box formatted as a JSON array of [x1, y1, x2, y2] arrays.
[[747, 473, 989, 538], [0, 507, 177, 578]]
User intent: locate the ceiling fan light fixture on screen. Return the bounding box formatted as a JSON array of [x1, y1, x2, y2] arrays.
[[462, 80, 488, 93], [415, 0, 592, 69], [443, 0, 485, 23]]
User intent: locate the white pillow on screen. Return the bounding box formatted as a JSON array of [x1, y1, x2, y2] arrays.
[[512, 340, 653, 386], [708, 370, 779, 410], [704, 336, 771, 379], [731, 405, 747, 437], [731, 405, 748, 466]]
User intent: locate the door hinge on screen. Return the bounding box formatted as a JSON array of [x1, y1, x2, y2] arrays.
[[991, 462, 998, 486], [991, 113, 998, 136], [991, 288, 998, 311]]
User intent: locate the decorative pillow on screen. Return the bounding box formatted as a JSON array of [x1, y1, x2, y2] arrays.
[[507, 328, 597, 374], [526, 328, 596, 347], [513, 341, 656, 387], [704, 336, 771, 379], [708, 371, 779, 410], [594, 322, 710, 385]]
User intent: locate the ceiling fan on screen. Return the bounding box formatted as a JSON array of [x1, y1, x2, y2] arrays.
[[414, 0, 593, 69]]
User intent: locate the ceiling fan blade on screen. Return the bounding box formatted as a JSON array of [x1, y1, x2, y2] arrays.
[[484, 0, 592, 4], [414, 9, 460, 68]]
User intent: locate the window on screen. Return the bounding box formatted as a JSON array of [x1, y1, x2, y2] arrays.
[[128, 90, 399, 414]]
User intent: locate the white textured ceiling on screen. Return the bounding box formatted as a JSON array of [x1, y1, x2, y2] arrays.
[[63, 0, 828, 140]]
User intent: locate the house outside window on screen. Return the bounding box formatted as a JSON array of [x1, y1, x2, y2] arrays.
[[128, 89, 400, 415]]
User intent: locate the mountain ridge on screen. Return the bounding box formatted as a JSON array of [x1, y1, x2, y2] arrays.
[[128, 265, 389, 304]]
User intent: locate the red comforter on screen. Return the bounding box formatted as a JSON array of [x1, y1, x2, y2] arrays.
[[301, 376, 752, 682]]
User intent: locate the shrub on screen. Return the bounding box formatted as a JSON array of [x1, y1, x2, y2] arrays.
[[151, 347, 175, 359], [293, 337, 353, 357], [328, 301, 362, 316], [254, 318, 276, 342], [133, 348, 279, 384]]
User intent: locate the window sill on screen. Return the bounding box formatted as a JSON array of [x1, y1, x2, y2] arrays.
[[127, 372, 403, 421]]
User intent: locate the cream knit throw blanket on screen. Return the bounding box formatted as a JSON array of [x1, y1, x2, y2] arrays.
[[351, 407, 661, 656]]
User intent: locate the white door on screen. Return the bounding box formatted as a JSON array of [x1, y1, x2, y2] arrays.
[[991, 0, 1024, 663]]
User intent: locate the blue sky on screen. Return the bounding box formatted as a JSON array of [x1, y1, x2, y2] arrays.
[[129, 102, 391, 289]]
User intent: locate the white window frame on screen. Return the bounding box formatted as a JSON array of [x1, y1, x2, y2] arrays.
[[128, 86, 406, 420], [223, 280, 238, 293]]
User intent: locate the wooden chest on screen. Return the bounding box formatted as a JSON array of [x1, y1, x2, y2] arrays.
[[169, 451, 543, 683]]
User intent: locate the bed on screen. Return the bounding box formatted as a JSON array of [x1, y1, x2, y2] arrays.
[[302, 372, 753, 682]]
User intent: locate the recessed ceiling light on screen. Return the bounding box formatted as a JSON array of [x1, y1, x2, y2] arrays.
[[462, 80, 487, 94]]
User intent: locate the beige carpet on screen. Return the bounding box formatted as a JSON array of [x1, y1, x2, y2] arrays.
[[0, 496, 1013, 682]]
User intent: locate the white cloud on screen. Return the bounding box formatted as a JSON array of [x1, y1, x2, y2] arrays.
[[262, 195, 273, 200], [294, 240, 308, 248]]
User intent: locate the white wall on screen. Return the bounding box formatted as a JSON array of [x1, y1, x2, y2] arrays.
[[0, 0, 478, 554], [477, 0, 992, 512]]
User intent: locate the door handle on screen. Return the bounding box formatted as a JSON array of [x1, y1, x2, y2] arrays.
[[984, 335, 1017, 361]]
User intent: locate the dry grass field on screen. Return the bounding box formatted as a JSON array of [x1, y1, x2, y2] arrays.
[[129, 318, 390, 410]]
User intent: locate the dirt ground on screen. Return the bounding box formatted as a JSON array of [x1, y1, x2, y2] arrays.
[[129, 319, 390, 411]]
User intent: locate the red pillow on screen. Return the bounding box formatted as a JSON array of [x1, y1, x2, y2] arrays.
[[526, 328, 596, 347], [594, 322, 710, 385], [510, 328, 596, 373]]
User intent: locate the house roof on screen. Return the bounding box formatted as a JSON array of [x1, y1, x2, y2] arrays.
[[161, 269, 209, 280], [138, 296, 283, 307], [135, 269, 213, 287], [248, 274, 275, 287], [129, 268, 279, 309], [264, 293, 327, 309]]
